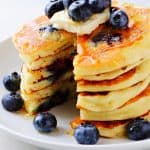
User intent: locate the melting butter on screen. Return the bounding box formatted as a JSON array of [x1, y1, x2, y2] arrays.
[[50, 8, 110, 35]]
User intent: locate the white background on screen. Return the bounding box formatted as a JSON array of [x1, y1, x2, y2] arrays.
[[0, 0, 150, 150], [0, 0, 47, 41]]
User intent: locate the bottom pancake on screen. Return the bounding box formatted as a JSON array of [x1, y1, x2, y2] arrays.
[[80, 85, 150, 121], [71, 112, 150, 138]]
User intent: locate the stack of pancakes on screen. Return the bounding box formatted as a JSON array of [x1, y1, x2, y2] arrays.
[[71, 5, 150, 137], [13, 2, 150, 138], [13, 16, 76, 114]]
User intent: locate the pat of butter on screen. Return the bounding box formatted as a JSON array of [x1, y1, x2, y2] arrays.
[[50, 9, 110, 35]]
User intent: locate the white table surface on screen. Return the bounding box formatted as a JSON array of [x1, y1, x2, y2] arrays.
[[0, 0, 150, 150]]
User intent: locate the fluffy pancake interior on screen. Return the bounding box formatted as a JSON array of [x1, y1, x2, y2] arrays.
[[21, 46, 75, 70], [21, 56, 74, 92], [25, 80, 76, 114]]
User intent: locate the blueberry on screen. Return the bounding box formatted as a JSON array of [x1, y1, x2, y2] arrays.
[[39, 25, 58, 33], [2, 92, 24, 112], [74, 123, 100, 145], [92, 32, 121, 44], [33, 112, 57, 133], [45, 0, 64, 18], [3, 72, 21, 92], [109, 9, 129, 29], [63, 0, 74, 8], [68, 0, 92, 22], [89, 0, 111, 13], [127, 119, 150, 141]]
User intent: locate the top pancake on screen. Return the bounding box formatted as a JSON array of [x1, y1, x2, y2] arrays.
[[74, 5, 150, 76], [13, 16, 76, 62]]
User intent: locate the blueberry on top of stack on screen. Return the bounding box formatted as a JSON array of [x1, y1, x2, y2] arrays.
[[45, 0, 129, 35], [45, 0, 111, 22], [45, 0, 111, 35]]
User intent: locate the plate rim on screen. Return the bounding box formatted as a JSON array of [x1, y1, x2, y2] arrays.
[[0, 123, 150, 149]]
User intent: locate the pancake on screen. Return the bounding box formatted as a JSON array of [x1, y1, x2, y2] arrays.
[[13, 16, 76, 65], [21, 56, 73, 92], [25, 82, 76, 114], [74, 6, 150, 76], [21, 71, 73, 100], [71, 112, 150, 138], [77, 76, 150, 112], [21, 64, 52, 84], [21, 68, 73, 92], [75, 58, 145, 81], [21, 82, 60, 101], [21, 46, 75, 70], [80, 85, 150, 121], [77, 59, 150, 92]]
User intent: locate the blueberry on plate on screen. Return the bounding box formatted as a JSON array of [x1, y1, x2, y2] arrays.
[[45, 0, 64, 18], [127, 118, 150, 141], [89, 0, 111, 13], [2, 92, 24, 112], [63, 0, 74, 8], [33, 112, 57, 133], [68, 0, 92, 22], [3, 72, 21, 92], [74, 123, 100, 145], [109, 9, 129, 29]]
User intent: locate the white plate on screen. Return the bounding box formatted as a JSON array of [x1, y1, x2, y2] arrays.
[[0, 1, 150, 148]]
